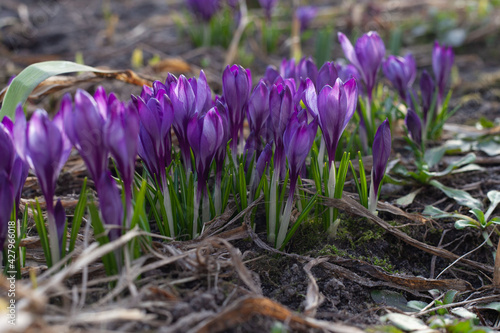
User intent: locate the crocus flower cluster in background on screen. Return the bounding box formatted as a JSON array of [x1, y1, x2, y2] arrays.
[[1, 30, 459, 267]]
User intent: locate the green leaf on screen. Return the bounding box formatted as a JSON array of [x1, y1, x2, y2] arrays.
[[380, 313, 429, 331], [451, 307, 477, 319], [429, 180, 483, 210], [424, 145, 447, 168], [470, 209, 485, 225], [33, 200, 52, 267], [455, 220, 480, 230], [427, 153, 476, 178], [477, 302, 500, 312], [279, 193, 317, 250], [423, 205, 472, 220], [443, 290, 459, 304], [69, 178, 88, 255], [395, 188, 422, 207], [406, 300, 429, 311], [0, 61, 118, 120]]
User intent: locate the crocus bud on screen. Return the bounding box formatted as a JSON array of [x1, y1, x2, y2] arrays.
[[269, 82, 293, 177], [256, 142, 273, 180], [222, 64, 252, 153], [338, 31, 385, 100], [136, 94, 174, 188], [259, 0, 279, 19], [2, 115, 29, 215], [296, 6, 318, 32], [369, 119, 391, 213], [283, 111, 318, 192], [188, 107, 224, 198], [104, 101, 139, 224], [96, 171, 124, 242], [264, 65, 280, 85], [247, 80, 270, 135], [14, 107, 71, 214], [14, 105, 71, 263], [64, 90, 108, 184], [190, 70, 213, 115], [405, 109, 422, 145], [317, 78, 358, 165], [316, 61, 339, 93], [382, 54, 416, 101], [170, 75, 197, 167], [296, 57, 318, 83], [432, 41, 454, 105], [186, 0, 221, 21], [280, 58, 296, 80], [420, 70, 435, 123]]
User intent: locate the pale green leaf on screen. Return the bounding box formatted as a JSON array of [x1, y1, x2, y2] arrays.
[[429, 180, 483, 210], [0, 61, 116, 120], [380, 313, 429, 331]]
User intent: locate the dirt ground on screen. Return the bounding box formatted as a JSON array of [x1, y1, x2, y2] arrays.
[[1, 0, 500, 332]]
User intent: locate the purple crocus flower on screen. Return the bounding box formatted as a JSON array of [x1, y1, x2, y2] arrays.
[[317, 78, 358, 165], [222, 64, 252, 155], [0, 172, 13, 251], [188, 107, 224, 234], [247, 80, 270, 136], [170, 75, 197, 168], [338, 31, 385, 100], [369, 119, 391, 213], [13, 105, 71, 262], [136, 94, 174, 188], [275, 111, 317, 248], [295, 6, 318, 32], [1, 118, 29, 217], [186, 0, 221, 22], [432, 41, 454, 105], [269, 82, 293, 178], [382, 54, 417, 101], [405, 109, 422, 145], [420, 70, 435, 123], [96, 171, 124, 242], [264, 65, 280, 85], [259, 0, 278, 19], [336, 63, 361, 83], [256, 142, 273, 181], [296, 57, 318, 84], [188, 107, 224, 197], [63, 90, 109, 185], [104, 101, 139, 226], [316, 61, 339, 92]]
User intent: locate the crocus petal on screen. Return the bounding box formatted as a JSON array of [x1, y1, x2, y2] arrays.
[[316, 62, 338, 92], [405, 109, 422, 145], [96, 172, 123, 242], [247, 80, 270, 134], [372, 119, 391, 196], [338, 32, 362, 75]]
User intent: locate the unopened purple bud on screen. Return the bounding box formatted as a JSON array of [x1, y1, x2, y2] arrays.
[[317, 78, 358, 165], [338, 31, 385, 100], [222, 64, 252, 152], [96, 171, 123, 242], [296, 57, 318, 83], [259, 0, 279, 19], [382, 54, 416, 101], [405, 109, 422, 145], [283, 112, 317, 191], [432, 41, 454, 104], [295, 6, 318, 32], [420, 70, 435, 123], [264, 65, 280, 85], [247, 80, 270, 134], [316, 62, 339, 92], [186, 0, 221, 21], [256, 142, 273, 179], [372, 119, 391, 198]]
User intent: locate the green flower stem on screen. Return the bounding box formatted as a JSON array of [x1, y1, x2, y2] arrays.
[[47, 209, 60, 264], [276, 190, 294, 249], [317, 137, 325, 178], [268, 170, 279, 243], [162, 183, 175, 238], [327, 160, 336, 230]]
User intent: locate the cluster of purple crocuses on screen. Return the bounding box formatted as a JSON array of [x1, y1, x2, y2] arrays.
[[0, 30, 455, 261]]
